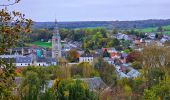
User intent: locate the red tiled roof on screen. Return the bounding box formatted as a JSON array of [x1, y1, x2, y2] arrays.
[[110, 52, 119, 58]]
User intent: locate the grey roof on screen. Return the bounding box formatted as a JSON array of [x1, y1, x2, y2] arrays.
[[11, 48, 22, 51], [16, 57, 32, 63], [37, 57, 46, 62], [46, 58, 56, 64], [118, 72, 129, 78], [80, 77, 106, 91], [46, 51, 52, 57], [37, 57, 56, 63], [127, 69, 140, 78], [0, 55, 24, 58], [80, 54, 93, 57]]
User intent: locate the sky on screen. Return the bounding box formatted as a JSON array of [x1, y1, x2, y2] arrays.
[[1, 0, 170, 22]]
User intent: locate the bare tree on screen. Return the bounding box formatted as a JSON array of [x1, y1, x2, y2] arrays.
[[141, 44, 170, 69]]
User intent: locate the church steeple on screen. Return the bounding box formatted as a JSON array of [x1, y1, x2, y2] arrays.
[[54, 19, 58, 29], [53, 19, 59, 35], [52, 20, 62, 59]]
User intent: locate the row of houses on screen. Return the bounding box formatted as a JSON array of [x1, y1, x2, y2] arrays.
[[115, 32, 170, 40], [0, 54, 57, 67], [103, 58, 140, 79], [114, 33, 170, 45]]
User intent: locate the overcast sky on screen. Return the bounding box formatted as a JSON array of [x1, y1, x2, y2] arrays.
[[1, 0, 170, 22]]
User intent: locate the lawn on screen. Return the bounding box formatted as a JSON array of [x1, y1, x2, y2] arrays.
[[28, 41, 65, 48], [28, 41, 52, 48]]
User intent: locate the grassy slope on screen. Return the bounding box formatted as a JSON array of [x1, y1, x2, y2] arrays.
[[135, 25, 170, 34]]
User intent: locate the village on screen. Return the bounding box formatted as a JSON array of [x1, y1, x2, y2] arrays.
[[1, 0, 170, 99], [1, 21, 170, 80]]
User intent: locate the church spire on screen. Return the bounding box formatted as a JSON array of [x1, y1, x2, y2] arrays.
[[52, 19, 62, 59], [54, 19, 58, 30], [53, 19, 59, 35]]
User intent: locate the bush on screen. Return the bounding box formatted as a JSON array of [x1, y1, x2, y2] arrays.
[[131, 61, 142, 69]]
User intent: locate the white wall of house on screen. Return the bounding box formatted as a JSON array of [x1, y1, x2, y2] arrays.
[[16, 63, 32, 67], [35, 62, 48, 67], [79, 57, 93, 63]]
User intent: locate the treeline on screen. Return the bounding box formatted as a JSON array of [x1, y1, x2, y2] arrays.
[[32, 19, 170, 29], [26, 28, 53, 42], [25, 28, 133, 50], [27, 23, 166, 44], [81, 28, 120, 50]]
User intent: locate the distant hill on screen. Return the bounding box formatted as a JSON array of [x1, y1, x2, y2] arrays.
[[32, 19, 170, 30]]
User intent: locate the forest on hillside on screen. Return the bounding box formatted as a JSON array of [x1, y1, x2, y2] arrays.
[[32, 19, 170, 29]]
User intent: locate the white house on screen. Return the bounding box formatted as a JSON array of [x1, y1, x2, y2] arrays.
[[16, 57, 32, 67], [0, 55, 33, 67], [79, 54, 94, 63], [35, 57, 57, 67], [148, 33, 156, 39], [35, 59, 48, 66], [103, 57, 115, 65], [115, 33, 129, 40]]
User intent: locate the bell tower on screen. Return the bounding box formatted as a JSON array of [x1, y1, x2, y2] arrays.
[[52, 20, 62, 58]]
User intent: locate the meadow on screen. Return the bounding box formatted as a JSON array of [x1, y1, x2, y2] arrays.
[[135, 25, 170, 34], [28, 41, 52, 48]]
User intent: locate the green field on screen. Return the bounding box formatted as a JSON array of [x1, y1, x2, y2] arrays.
[[28, 41, 52, 48], [28, 41, 65, 48], [135, 25, 170, 35]]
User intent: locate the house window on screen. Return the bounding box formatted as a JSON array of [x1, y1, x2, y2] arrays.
[[28, 64, 30, 66], [21, 64, 22, 65], [39, 64, 40, 66]]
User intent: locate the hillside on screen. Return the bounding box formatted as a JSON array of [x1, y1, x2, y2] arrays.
[[32, 19, 170, 29]]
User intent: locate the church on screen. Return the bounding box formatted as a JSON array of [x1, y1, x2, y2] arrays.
[[52, 21, 62, 59]]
